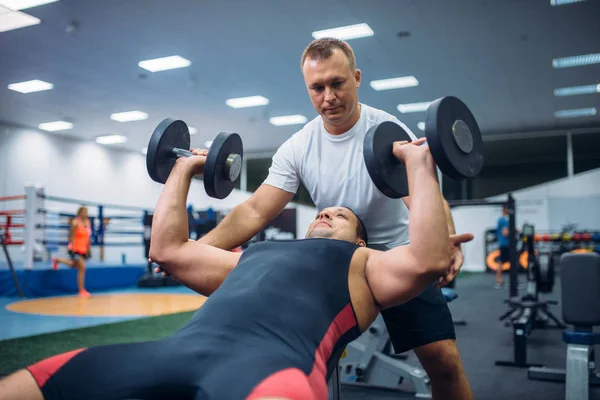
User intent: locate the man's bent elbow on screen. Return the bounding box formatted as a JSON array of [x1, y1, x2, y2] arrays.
[[149, 244, 176, 266]]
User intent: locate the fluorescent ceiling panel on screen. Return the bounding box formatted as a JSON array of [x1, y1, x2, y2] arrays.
[[0, 0, 58, 10], [269, 115, 308, 126], [553, 84, 600, 96], [370, 76, 419, 91], [0, 8, 40, 32], [8, 79, 53, 93], [110, 111, 148, 122], [397, 102, 431, 113], [39, 120, 72, 131], [226, 95, 269, 109], [138, 55, 191, 72], [312, 23, 374, 40], [553, 53, 600, 68], [96, 135, 127, 145], [554, 107, 597, 118]]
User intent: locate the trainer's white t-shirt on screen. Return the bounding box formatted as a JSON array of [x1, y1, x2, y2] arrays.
[[263, 103, 418, 248]]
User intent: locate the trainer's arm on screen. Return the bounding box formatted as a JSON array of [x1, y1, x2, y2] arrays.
[[198, 184, 294, 249], [366, 146, 452, 309], [150, 158, 241, 295]]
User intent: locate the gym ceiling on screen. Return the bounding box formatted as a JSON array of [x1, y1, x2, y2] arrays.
[[1, 0, 599, 156]]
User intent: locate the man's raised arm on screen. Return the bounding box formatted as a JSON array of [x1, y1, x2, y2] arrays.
[[365, 139, 473, 309], [149, 151, 240, 295]]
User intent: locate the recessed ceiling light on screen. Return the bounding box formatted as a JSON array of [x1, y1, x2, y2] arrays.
[[0, 0, 58, 10], [312, 23, 374, 40], [417, 122, 425, 131], [550, 0, 586, 5], [554, 107, 597, 118], [552, 53, 600, 69], [204, 140, 213, 148], [96, 135, 127, 145], [553, 84, 600, 96], [397, 102, 431, 113], [138, 55, 191, 72], [370, 76, 419, 91], [226, 95, 269, 109], [0, 7, 40, 32], [189, 126, 198, 135], [8, 79, 53, 93], [110, 111, 148, 122], [269, 115, 308, 126], [38, 120, 72, 132]]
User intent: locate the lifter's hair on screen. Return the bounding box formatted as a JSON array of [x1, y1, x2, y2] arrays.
[[300, 38, 357, 72], [343, 207, 368, 244]]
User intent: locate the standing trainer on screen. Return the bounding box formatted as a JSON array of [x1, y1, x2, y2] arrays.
[[198, 38, 472, 399]]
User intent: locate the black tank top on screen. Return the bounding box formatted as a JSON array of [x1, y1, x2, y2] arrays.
[[173, 238, 362, 383]]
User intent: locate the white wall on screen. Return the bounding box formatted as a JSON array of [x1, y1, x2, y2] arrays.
[[0, 125, 257, 265], [0, 124, 321, 266]]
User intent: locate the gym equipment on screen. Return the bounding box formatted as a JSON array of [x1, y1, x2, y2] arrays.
[[146, 118, 243, 199], [496, 223, 565, 369], [332, 285, 466, 399], [337, 315, 432, 398], [364, 96, 484, 198], [0, 231, 24, 298], [528, 253, 600, 399]]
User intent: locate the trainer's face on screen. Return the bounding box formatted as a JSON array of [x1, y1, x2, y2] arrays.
[[305, 207, 365, 246], [302, 50, 361, 129]]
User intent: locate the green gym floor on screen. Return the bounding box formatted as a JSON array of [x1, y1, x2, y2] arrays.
[[1, 273, 599, 400]]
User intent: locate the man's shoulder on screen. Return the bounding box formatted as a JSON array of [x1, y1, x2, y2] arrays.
[[361, 103, 398, 123], [361, 103, 417, 139]]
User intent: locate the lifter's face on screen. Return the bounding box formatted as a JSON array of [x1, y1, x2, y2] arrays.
[[305, 207, 366, 247], [302, 50, 361, 132]]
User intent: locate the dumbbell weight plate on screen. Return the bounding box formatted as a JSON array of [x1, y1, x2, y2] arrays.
[[204, 132, 243, 199], [363, 121, 413, 198], [147, 118, 190, 184], [425, 96, 484, 180]]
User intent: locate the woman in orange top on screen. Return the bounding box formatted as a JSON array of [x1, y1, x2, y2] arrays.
[[52, 206, 92, 298]]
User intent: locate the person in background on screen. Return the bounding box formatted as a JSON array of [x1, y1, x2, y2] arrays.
[[495, 205, 510, 288], [52, 205, 92, 298]]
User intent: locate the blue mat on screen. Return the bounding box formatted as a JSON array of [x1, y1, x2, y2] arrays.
[[0, 263, 146, 297]]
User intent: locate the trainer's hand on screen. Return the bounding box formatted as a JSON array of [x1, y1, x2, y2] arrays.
[[149, 257, 170, 277], [177, 148, 208, 175], [436, 233, 474, 288]]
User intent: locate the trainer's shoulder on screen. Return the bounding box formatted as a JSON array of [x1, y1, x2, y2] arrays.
[[362, 103, 418, 140]]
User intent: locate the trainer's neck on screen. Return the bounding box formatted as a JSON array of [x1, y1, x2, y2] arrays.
[[324, 103, 361, 135]]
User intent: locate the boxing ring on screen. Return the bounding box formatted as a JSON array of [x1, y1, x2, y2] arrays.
[[0, 184, 154, 297]]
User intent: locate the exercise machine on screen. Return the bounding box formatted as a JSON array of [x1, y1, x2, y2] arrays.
[[496, 223, 565, 368], [330, 287, 464, 399], [528, 252, 600, 399]]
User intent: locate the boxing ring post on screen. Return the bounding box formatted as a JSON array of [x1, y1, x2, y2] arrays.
[[23, 183, 45, 270]]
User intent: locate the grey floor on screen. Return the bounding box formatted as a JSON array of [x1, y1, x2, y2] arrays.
[[340, 272, 600, 400]]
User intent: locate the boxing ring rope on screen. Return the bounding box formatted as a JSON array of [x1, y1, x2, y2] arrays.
[[20, 183, 152, 269]]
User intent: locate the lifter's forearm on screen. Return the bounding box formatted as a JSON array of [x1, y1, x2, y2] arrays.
[[198, 202, 266, 249], [150, 160, 193, 255], [406, 155, 450, 270]]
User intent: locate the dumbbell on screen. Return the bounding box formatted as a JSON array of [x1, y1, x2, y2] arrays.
[[363, 96, 484, 198], [146, 118, 243, 199]]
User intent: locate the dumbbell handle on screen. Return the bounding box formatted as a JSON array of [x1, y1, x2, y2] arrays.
[[171, 147, 194, 158], [171, 146, 242, 183]]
